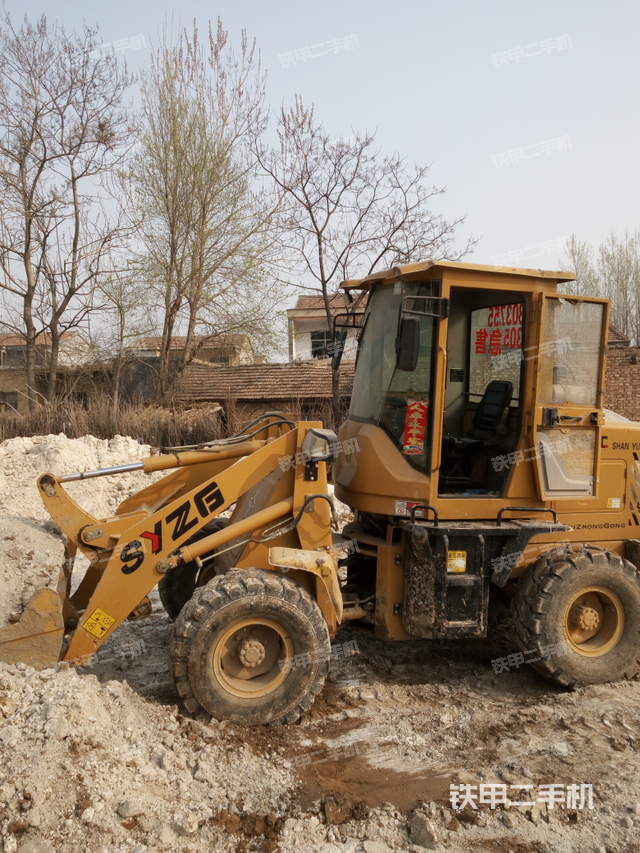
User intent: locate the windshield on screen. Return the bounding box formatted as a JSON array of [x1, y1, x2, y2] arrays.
[[350, 281, 439, 469]]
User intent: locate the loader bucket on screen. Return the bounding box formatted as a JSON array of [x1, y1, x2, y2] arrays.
[[0, 587, 64, 670]]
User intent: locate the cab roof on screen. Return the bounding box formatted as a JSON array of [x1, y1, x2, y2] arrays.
[[341, 259, 577, 291]]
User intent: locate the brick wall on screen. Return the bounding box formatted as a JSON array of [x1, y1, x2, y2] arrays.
[[605, 346, 640, 421], [0, 368, 29, 414]]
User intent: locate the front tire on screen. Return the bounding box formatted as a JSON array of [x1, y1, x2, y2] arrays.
[[512, 546, 640, 687], [169, 569, 330, 725]]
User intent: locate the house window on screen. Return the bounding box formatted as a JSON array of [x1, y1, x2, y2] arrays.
[[0, 391, 18, 412], [310, 331, 331, 359], [209, 355, 229, 364]]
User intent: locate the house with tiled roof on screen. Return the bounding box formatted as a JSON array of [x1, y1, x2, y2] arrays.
[[0, 331, 91, 413], [127, 334, 254, 365], [175, 360, 356, 429], [286, 293, 361, 362], [116, 334, 257, 402], [607, 325, 631, 347]]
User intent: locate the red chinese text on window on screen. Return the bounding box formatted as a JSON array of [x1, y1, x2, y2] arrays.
[[489, 328, 502, 355], [475, 328, 488, 354]]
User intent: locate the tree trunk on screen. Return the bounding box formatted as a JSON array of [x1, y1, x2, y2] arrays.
[[23, 305, 37, 413], [46, 327, 60, 402], [159, 305, 176, 401], [22, 237, 38, 412], [181, 304, 199, 373]]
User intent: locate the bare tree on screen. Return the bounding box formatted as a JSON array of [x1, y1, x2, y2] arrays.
[[257, 97, 476, 426], [91, 261, 156, 411], [561, 231, 640, 343], [0, 12, 135, 409], [560, 235, 599, 297], [597, 231, 640, 344], [125, 19, 283, 400]]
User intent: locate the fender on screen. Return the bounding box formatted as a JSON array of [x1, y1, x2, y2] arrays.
[[268, 546, 343, 623]]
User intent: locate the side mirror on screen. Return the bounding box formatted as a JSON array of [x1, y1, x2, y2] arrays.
[[396, 317, 420, 371]]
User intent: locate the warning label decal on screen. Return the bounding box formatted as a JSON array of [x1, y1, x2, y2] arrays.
[[83, 608, 116, 639], [447, 551, 467, 573]]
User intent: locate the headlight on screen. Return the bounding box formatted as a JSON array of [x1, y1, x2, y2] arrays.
[[301, 428, 339, 462]]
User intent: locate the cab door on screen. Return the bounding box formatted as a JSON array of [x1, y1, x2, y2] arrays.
[[531, 294, 609, 500]]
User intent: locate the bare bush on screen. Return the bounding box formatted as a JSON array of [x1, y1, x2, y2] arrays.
[[0, 399, 223, 447]]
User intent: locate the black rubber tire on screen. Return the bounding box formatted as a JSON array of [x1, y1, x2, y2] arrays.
[[511, 546, 640, 688], [169, 569, 330, 725], [158, 562, 200, 621], [158, 519, 227, 620]]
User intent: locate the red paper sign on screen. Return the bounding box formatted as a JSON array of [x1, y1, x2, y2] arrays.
[[403, 398, 428, 456]]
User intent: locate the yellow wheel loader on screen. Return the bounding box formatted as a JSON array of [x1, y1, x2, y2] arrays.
[[2, 260, 640, 725]]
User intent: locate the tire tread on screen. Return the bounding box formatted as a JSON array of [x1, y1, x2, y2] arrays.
[[169, 569, 330, 725], [512, 547, 640, 688]]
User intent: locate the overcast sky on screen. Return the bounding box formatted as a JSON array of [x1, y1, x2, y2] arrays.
[[11, 0, 640, 274]]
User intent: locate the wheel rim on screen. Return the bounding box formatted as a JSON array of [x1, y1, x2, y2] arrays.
[[563, 586, 624, 656], [211, 618, 293, 698]]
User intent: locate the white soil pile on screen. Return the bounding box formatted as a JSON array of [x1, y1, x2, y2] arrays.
[[0, 433, 156, 523], [0, 518, 65, 625], [329, 484, 355, 531], [0, 662, 292, 852], [0, 435, 161, 629]]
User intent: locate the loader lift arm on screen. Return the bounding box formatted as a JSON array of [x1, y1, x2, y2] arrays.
[[0, 415, 343, 672]]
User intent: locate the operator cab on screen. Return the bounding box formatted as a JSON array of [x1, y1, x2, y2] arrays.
[[438, 289, 525, 496], [344, 263, 605, 507], [348, 280, 526, 497]]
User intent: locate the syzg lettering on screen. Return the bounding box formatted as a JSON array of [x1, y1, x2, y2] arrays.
[[120, 481, 226, 572], [194, 481, 224, 517], [120, 540, 144, 574], [166, 501, 199, 542], [166, 481, 225, 542]]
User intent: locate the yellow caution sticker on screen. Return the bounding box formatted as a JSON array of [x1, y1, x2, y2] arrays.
[[447, 551, 467, 573], [83, 608, 116, 639], [608, 498, 621, 509]]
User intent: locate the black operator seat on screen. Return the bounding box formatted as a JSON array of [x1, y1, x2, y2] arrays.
[[444, 380, 513, 449], [471, 380, 513, 436]]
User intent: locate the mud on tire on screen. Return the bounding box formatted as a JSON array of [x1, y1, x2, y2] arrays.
[[169, 569, 330, 726], [512, 546, 640, 688]]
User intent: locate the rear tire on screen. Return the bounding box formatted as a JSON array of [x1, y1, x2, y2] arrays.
[[512, 546, 640, 687], [158, 562, 200, 621], [169, 569, 330, 725], [158, 519, 227, 620]]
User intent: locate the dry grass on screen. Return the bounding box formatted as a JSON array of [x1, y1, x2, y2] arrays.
[[0, 398, 223, 447]]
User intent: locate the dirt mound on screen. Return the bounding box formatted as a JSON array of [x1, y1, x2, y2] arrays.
[[0, 518, 65, 625], [0, 661, 293, 852], [0, 433, 157, 523], [329, 484, 354, 531]]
